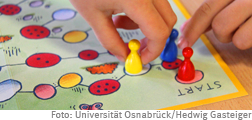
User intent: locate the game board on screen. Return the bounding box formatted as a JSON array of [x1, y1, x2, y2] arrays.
[[0, 0, 247, 110]]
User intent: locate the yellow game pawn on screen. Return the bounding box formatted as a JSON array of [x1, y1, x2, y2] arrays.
[[125, 39, 142, 74]]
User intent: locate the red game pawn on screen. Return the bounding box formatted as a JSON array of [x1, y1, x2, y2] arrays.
[[177, 47, 195, 81]]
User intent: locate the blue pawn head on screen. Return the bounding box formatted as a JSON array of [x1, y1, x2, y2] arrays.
[[160, 29, 179, 62], [165, 29, 179, 44], [170, 29, 179, 40]]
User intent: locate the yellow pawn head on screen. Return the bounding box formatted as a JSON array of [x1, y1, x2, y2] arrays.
[[128, 39, 141, 51], [125, 39, 142, 74]]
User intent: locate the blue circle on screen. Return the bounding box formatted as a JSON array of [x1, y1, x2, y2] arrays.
[[52, 9, 76, 21]]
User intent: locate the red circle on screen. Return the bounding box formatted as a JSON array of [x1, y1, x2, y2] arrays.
[[34, 84, 56, 100], [20, 25, 50, 39], [89, 79, 120, 95], [26, 53, 61, 68], [78, 50, 99, 60], [0, 4, 21, 15], [162, 59, 182, 69]]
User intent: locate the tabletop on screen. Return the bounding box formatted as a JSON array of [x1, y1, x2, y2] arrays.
[[180, 0, 252, 110]]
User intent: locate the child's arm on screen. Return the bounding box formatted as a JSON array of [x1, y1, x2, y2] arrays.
[[70, 0, 177, 64], [178, 0, 252, 50]]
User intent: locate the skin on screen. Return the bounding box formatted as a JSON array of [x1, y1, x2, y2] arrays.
[[70, 0, 177, 64], [178, 0, 252, 50]]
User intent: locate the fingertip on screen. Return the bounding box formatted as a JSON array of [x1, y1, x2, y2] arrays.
[[102, 37, 129, 62], [180, 19, 190, 32], [108, 43, 129, 62], [140, 47, 161, 65], [140, 49, 149, 65], [177, 36, 189, 50], [115, 55, 127, 62], [141, 57, 150, 65]]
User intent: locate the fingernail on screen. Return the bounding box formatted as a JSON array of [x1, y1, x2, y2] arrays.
[[177, 36, 188, 50], [180, 22, 186, 32], [180, 19, 189, 32], [112, 17, 117, 22], [115, 55, 126, 62]]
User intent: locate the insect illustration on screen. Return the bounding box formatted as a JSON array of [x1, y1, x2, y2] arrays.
[[79, 102, 103, 110]]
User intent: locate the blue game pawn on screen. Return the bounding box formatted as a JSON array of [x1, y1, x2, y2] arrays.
[[160, 29, 179, 62]]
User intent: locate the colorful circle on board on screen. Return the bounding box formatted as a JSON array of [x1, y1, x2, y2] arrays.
[[52, 9, 76, 21], [0, 4, 21, 15], [175, 70, 204, 84], [108, 43, 130, 56], [78, 50, 99, 60], [23, 14, 34, 21], [63, 31, 88, 43], [0, 79, 22, 103], [34, 84, 56, 100], [58, 73, 82, 88], [161, 59, 182, 70], [20, 25, 50, 39], [26, 53, 61, 68], [89, 79, 120, 95], [52, 27, 62, 34], [29, 0, 44, 7]]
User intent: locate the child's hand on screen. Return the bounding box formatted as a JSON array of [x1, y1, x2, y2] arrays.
[[70, 0, 177, 64], [178, 0, 252, 50]]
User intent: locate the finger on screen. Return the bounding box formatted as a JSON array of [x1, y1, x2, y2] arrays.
[[177, 0, 234, 49], [112, 15, 139, 29], [79, 10, 128, 62], [124, 1, 170, 41], [124, 1, 172, 64], [70, 0, 128, 62], [181, 19, 212, 33], [212, 0, 252, 43], [139, 37, 148, 52], [233, 16, 252, 50], [180, 18, 190, 32], [153, 0, 177, 30]]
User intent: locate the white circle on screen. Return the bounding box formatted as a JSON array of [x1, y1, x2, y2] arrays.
[[124, 64, 151, 76]]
